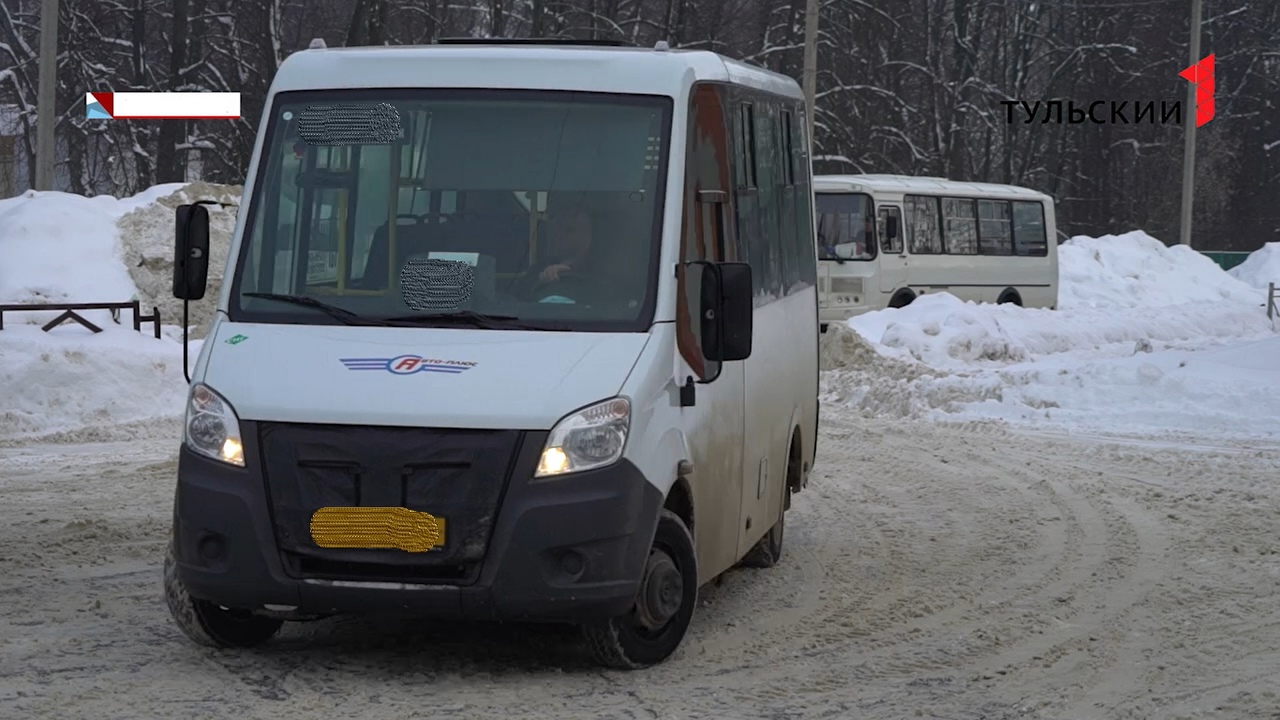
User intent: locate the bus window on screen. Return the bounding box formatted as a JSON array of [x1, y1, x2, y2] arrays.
[[941, 197, 978, 255], [977, 199, 1013, 255], [816, 193, 875, 261], [904, 195, 944, 254], [1012, 201, 1048, 256]]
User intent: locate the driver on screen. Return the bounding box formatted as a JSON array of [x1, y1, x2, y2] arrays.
[[536, 208, 594, 283]]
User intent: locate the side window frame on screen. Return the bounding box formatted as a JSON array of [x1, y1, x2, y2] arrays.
[[904, 194, 945, 254], [1012, 200, 1049, 257], [879, 205, 903, 254], [941, 196, 978, 255], [976, 199, 1013, 256]]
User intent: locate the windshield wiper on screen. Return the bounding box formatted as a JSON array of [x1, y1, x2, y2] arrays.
[[382, 310, 565, 331], [242, 292, 398, 326]]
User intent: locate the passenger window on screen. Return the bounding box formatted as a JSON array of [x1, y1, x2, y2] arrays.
[[753, 103, 783, 298], [1012, 201, 1048, 256], [978, 200, 1013, 255], [904, 195, 943, 254], [879, 206, 903, 254], [778, 108, 800, 289], [941, 197, 978, 255], [732, 100, 764, 301], [790, 107, 817, 287]]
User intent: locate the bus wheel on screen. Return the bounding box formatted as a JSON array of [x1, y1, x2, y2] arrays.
[[164, 541, 283, 648], [889, 290, 915, 309], [998, 290, 1022, 306], [740, 485, 789, 569], [582, 509, 698, 669]]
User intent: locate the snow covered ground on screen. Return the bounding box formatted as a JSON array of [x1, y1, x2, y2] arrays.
[[2, 188, 1280, 719], [824, 231, 1280, 444]]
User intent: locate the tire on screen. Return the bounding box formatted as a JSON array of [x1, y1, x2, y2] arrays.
[[164, 540, 283, 649], [890, 291, 915, 309], [582, 509, 698, 670], [998, 290, 1022, 306], [739, 483, 789, 569]]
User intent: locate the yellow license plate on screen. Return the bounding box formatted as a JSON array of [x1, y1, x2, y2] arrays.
[[309, 506, 446, 553]]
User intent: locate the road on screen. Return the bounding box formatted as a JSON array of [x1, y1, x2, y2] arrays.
[[2, 414, 1278, 720]]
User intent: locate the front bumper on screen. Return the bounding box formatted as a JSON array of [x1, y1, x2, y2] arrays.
[[171, 421, 663, 622]]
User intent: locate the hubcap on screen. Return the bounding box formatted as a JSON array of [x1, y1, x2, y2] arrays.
[[635, 549, 684, 630]]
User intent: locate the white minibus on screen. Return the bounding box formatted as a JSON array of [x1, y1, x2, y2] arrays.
[[162, 38, 819, 670], [813, 174, 1058, 329]]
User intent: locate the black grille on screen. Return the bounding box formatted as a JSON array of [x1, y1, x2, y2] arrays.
[[257, 422, 523, 584], [283, 554, 476, 583]]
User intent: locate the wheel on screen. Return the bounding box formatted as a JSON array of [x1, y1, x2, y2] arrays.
[[163, 540, 283, 648], [739, 484, 789, 569], [582, 509, 698, 669], [890, 291, 915, 309], [998, 291, 1022, 306]]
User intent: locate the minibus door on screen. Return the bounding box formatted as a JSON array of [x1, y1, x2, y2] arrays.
[[817, 261, 832, 309], [878, 205, 908, 294]]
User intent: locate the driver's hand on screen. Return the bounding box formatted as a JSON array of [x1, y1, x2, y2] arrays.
[[539, 263, 571, 282]]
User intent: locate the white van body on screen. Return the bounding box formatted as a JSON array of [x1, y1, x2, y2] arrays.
[[813, 174, 1059, 327], [164, 41, 819, 670]]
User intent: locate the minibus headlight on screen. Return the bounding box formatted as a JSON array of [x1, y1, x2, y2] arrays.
[[535, 397, 630, 478], [184, 383, 246, 467]]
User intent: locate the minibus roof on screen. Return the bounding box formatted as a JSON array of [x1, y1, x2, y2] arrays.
[[269, 43, 804, 101]]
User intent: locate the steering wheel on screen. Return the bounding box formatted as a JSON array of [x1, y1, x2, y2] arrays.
[[531, 270, 615, 303]]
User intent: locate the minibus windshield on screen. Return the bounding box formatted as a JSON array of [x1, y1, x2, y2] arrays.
[[227, 89, 673, 332], [816, 193, 875, 262]]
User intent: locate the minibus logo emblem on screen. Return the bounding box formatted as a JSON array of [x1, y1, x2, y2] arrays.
[[340, 355, 477, 375]]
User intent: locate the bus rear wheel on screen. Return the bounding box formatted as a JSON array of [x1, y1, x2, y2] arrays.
[[889, 290, 915, 309], [581, 509, 698, 670], [997, 289, 1022, 306]]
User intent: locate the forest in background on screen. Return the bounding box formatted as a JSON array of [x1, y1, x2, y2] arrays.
[[0, 0, 1277, 249]]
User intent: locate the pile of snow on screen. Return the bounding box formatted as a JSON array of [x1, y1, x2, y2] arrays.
[[847, 293, 1270, 369], [117, 182, 241, 338], [1229, 242, 1280, 290], [0, 329, 201, 445], [825, 231, 1280, 441], [1057, 231, 1264, 308], [0, 184, 231, 445]]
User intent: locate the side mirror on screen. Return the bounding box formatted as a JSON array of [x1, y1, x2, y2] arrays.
[[717, 262, 753, 361], [697, 261, 753, 365], [885, 215, 899, 239], [173, 203, 212, 300]]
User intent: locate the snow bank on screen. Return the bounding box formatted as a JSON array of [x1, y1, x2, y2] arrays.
[[0, 192, 141, 329], [826, 231, 1280, 441], [0, 326, 202, 445], [0, 184, 233, 444], [848, 292, 1272, 369], [117, 182, 241, 338], [0, 182, 240, 335], [1229, 242, 1280, 290], [1057, 231, 1264, 308]]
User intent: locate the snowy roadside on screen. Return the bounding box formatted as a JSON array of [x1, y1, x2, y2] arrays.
[[0, 184, 232, 446], [824, 232, 1280, 443]]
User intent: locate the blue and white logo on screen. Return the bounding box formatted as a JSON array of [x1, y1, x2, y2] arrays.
[[340, 355, 477, 375]]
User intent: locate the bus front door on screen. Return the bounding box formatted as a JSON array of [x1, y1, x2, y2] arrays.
[[878, 205, 908, 294]]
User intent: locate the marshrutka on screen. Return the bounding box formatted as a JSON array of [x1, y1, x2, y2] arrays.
[[162, 38, 820, 669]]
